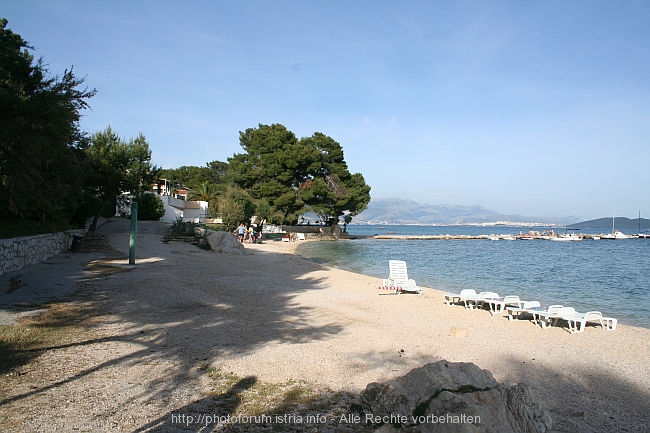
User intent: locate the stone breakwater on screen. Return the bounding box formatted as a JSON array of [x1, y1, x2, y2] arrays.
[[0, 229, 85, 276], [373, 234, 488, 240]]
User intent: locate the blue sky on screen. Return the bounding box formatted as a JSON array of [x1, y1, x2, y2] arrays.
[[4, 1, 649, 220]]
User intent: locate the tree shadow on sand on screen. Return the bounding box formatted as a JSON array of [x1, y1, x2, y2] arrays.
[[1, 220, 648, 433], [0, 220, 348, 425], [131, 371, 371, 433], [490, 353, 649, 433]]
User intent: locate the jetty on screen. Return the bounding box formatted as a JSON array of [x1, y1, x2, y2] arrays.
[[373, 234, 488, 240]]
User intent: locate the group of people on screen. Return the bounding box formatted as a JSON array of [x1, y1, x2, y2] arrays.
[[234, 222, 261, 243]]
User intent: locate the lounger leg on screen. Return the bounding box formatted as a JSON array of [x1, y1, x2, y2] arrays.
[[603, 318, 617, 330]]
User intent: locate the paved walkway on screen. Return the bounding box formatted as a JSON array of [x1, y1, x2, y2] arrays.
[[0, 219, 168, 325]]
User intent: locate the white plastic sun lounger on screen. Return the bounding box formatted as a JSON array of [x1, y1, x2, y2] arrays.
[[487, 295, 523, 315], [467, 291, 500, 311], [564, 311, 617, 333], [531, 305, 566, 328], [381, 260, 422, 294], [506, 300, 542, 321], [444, 289, 477, 306]]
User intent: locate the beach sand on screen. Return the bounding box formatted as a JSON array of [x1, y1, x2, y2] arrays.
[[1, 219, 648, 432]]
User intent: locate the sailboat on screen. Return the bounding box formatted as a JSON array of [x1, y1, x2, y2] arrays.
[[634, 211, 650, 238], [601, 211, 629, 240]]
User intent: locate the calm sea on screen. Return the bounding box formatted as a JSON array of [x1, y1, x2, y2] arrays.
[[295, 225, 650, 329]]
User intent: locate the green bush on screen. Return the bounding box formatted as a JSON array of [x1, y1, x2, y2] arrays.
[[169, 217, 186, 235], [137, 193, 165, 221]]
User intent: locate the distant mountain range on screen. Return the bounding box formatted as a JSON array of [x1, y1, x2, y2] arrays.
[[352, 198, 582, 226]]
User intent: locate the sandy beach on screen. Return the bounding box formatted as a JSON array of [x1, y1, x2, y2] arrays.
[[1, 219, 648, 432]]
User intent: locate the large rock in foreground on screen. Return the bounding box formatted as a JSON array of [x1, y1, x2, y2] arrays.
[[204, 230, 244, 255], [360, 361, 551, 433]]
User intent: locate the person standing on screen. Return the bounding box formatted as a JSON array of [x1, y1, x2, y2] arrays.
[[236, 223, 246, 243]]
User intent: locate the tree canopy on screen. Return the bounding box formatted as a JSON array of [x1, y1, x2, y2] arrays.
[[85, 126, 159, 230], [0, 20, 371, 235], [0, 18, 96, 224], [228, 124, 370, 225]]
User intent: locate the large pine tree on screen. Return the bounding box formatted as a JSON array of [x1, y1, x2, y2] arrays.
[[0, 19, 96, 224], [228, 123, 370, 225]]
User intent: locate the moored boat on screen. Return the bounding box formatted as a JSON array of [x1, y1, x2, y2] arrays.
[[551, 233, 582, 242], [601, 212, 629, 240], [601, 230, 629, 240]]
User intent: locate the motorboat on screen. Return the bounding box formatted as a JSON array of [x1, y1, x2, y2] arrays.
[[601, 230, 629, 240], [550, 228, 581, 241], [551, 233, 582, 242]]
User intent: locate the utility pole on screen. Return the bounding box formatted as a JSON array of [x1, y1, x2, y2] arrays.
[[129, 201, 138, 265]]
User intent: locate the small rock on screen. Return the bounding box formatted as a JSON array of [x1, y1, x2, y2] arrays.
[[449, 326, 468, 337]]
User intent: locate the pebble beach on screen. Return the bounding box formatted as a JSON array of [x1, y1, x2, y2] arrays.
[[0, 219, 648, 432]]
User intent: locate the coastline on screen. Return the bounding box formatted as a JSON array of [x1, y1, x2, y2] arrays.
[[243, 239, 650, 432], [293, 232, 650, 330], [1, 221, 648, 432]]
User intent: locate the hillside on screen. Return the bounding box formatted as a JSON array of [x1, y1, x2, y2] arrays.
[[352, 198, 579, 226], [569, 217, 650, 230]]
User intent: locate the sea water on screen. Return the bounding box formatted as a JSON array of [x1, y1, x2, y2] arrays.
[[295, 225, 650, 329]]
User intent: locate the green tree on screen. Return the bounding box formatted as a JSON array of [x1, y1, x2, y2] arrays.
[[159, 165, 209, 189], [0, 19, 96, 225], [228, 124, 371, 225], [85, 127, 160, 231], [228, 124, 306, 224], [137, 193, 165, 220], [342, 213, 353, 233], [219, 186, 255, 231], [206, 160, 230, 184], [188, 180, 215, 202], [298, 132, 371, 225]]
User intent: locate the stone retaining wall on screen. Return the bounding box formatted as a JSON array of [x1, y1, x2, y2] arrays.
[[0, 229, 86, 276]]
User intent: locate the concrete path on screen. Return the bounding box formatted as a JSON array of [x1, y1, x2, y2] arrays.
[[0, 218, 168, 325]]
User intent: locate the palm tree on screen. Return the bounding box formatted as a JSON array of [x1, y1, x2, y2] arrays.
[[342, 213, 352, 233], [189, 181, 214, 202]]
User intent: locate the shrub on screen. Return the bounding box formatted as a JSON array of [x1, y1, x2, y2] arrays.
[[137, 193, 165, 221], [169, 217, 186, 235]]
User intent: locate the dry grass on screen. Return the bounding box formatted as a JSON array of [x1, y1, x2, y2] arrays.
[[205, 367, 369, 432], [0, 302, 101, 375]]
